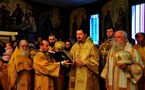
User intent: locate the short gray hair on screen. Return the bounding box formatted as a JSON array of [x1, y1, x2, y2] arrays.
[[116, 30, 128, 38]]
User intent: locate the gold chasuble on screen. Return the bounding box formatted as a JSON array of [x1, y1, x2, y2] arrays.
[[68, 37, 100, 90], [134, 44, 145, 90], [101, 42, 144, 90], [33, 51, 60, 90], [8, 47, 33, 90]]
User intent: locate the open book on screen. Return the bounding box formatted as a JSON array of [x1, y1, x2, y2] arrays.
[[48, 51, 73, 62]]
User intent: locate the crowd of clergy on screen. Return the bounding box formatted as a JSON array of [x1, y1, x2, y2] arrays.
[[0, 27, 145, 90]]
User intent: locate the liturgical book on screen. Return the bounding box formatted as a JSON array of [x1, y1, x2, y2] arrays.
[[48, 51, 73, 62]]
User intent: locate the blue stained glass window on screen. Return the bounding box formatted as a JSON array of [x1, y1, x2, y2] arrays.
[[132, 3, 145, 40], [90, 14, 99, 45]]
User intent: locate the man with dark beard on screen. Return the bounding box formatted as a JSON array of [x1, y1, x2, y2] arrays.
[[101, 30, 144, 90], [68, 29, 100, 90], [8, 39, 33, 90], [48, 34, 61, 90], [48, 34, 57, 51]]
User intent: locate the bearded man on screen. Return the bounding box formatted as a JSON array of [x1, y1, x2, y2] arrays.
[[8, 39, 33, 90], [48, 34, 57, 51], [68, 29, 100, 90], [101, 30, 144, 90]]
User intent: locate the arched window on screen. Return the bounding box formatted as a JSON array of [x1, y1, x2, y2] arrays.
[[90, 14, 99, 45], [132, 3, 145, 40]]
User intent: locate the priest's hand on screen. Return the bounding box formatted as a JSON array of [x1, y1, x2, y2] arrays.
[[62, 60, 72, 66], [117, 63, 128, 69], [71, 61, 76, 66], [75, 60, 84, 67]]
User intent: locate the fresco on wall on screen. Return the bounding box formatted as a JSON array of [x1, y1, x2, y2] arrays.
[[70, 8, 87, 39], [114, 6, 126, 30], [0, 0, 37, 32], [101, 0, 129, 40], [38, 7, 65, 40], [104, 9, 113, 31]]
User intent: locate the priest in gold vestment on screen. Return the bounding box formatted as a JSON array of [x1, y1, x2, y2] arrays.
[[98, 40, 112, 90], [101, 30, 144, 90], [68, 29, 100, 90], [98, 27, 114, 90], [8, 39, 33, 90], [33, 40, 70, 90], [134, 32, 145, 90]]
